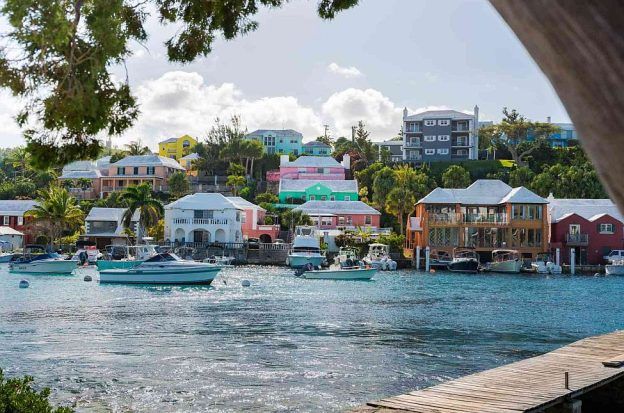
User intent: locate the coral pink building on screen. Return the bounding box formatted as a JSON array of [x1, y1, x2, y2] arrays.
[[293, 201, 381, 230], [227, 197, 281, 242], [548, 196, 624, 265], [267, 155, 350, 182]]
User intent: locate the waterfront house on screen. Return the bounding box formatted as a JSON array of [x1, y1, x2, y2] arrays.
[[158, 134, 197, 161], [293, 200, 381, 230], [548, 196, 623, 265], [402, 106, 480, 163], [0, 200, 38, 245], [278, 179, 358, 205], [267, 155, 350, 182], [244, 129, 303, 155], [164, 193, 243, 244], [226, 196, 281, 242], [101, 155, 185, 197], [374, 140, 403, 162], [82, 208, 140, 249], [303, 141, 332, 156], [405, 180, 549, 260]]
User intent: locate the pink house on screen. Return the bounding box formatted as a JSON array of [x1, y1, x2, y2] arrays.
[[293, 200, 381, 230], [267, 155, 350, 182], [227, 197, 281, 242]]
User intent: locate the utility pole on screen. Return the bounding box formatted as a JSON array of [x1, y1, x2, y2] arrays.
[[351, 125, 356, 143], [323, 124, 330, 140]]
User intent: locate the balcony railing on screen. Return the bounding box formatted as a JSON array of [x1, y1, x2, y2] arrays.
[[405, 127, 422, 133], [428, 213, 461, 225], [463, 213, 509, 225], [173, 218, 230, 225], [404, 140, 421, 148], [452, 140, 470, 147], [452, 125, 470, 132], [566, 233, 589, 246]]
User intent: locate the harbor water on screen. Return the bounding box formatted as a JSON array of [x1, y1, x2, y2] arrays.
[[1, 265, 623, 412]]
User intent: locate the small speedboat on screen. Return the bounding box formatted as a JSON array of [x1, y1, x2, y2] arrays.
[[531, 253, 562, 274], [363, 243, 397, 271], [296, 262, 376, 280], [99, 252, 220, 285], [203, 254, 235, 267], [605, 259, 624, 275], [429, 250, 452, 269], [0, 252, 15, 263], [486, 249, 522, 273], [447, 248, 480, 273], [9, 245, 78, 274]]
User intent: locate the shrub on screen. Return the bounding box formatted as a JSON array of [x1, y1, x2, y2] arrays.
[[0, 368, 74, 412]]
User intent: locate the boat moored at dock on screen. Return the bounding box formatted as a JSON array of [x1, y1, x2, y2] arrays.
[[447, 248, 480, 273], [485, 249, 522, 273], [99, 252, 220, 285], [363, 243, 397, 271], [605, 259, 624, 275], [286, 226, 325, 268]]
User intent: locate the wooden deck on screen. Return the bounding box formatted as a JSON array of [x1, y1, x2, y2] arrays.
[[360, 330, 624, 413]]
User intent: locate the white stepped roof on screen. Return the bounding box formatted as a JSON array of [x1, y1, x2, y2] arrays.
[[86, 207, 139, 222], [418, 180, 547, 205], [0, 200, 38, 215], [226, 196, 264, 211], [111, 155, 185, 170], [166, 193, 242, 210], [293, 201, 380, 216], [404, 109, 473, 121], [285, 156, 342, 168], [547, 196, 623, 223], [279, 179, 357, 192]]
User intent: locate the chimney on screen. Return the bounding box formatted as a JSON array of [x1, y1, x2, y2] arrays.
[[280, 154, 289, 166], [403, 107, 408, 119], [342, 153, 350, 170]]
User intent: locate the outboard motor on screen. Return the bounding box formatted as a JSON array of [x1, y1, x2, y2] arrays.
[[78, 250, 89, 266]]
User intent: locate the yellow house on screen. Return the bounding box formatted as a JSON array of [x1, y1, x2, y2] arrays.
[[158, 134, 197, 161]]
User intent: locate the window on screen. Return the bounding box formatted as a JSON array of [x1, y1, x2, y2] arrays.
[[346, 216, 353, 225], [2, 216, 8, 226], [424, 135, 436, 142], [309, 195, 316, 200], [330, 195, 335, 201], [183, 140, 190, 147], [424, 149, 435, 155], [600, 223, 615, 234], [424, 120, 435, 126], [438, 135, 450, 141], [316, 168, 323, 174], [117, 167, 125, 175], [338, 216, 345, 225], [194, 210, 214, 219], [117, 180, 125, 187], [321, 217, 332, 226], [241, 213, 246, 224], [344, 196, 350, 201], [438, 120, 450, 126], [321, 195, 327, 201], [147, 166, 155, 175], [437, 148, 449, 155], [133, 167, 139, 175], [17, 216, 23, 226], [236, 211, 241, 222], [365, 215, 372, 225]]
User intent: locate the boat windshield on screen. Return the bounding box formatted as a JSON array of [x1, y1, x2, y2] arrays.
[[144, 253, 182, 262]]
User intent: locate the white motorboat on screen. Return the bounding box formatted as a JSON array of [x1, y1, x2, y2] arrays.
[[605, 259, 624, 275], [363, 243, 397, 271], [286, 226, 325, 268], [296, 262, 376, 280], [96, 244, 158, 270], [0, 252, 15, 263], [203, 254, 235, 267], [9, 245, 78, 274], [99, 252, 220, 285], [531, 254, 562, 274], [486, 249, 522, 273]]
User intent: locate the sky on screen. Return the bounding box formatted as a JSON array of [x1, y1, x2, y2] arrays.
[[0, 0, 570, 151]]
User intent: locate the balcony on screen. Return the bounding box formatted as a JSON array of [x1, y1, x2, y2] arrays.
[[463, 213, 509, 225], [452, 124, 470, 132], [565, 233, 589, 246], [173, 218, 230, 225], [452, 140, 470, 147], [404, 140, 421, 148], [428, 213, 461, 225]]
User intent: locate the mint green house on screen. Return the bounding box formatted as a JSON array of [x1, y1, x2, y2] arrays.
[[278, 179, 358, 205], [244, 129, 303, 155]]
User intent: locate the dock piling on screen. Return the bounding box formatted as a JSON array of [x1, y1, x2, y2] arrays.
[[556, 248, 560, 266], [425, 246, 430, 272], [570, 248, 576, 275], [415, 246, 421, 271]]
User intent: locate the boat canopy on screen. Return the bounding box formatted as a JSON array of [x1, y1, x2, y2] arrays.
[[144, 253, 182, 262]]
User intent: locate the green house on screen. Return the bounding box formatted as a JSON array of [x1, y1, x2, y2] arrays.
[[278, 179, 358, 205]]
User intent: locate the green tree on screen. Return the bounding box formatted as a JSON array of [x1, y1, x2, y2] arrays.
[[255, 192, 278, 204], [0, 368, 73, 413], [125, 140, 152, 156], [168, 171, 189, 199], [371, 166, 396, 211], [442, 165, 471, 188], [227, 162, 245, 177], [25, 186, 84, 247], [280, 209, 312, 230], [0, 177, 37, 200], [316, 135, 333, 148], [121, 183, 165, 242], [531, 163, 606, 198], [147, 219, 165, 241], [479, 108, 560, 167], [226, 175, 246, 196], [509, 166, 535, 188], [385, 165, 432, 235], [355, 161, 384, 191], [243, 139, 264, 178]]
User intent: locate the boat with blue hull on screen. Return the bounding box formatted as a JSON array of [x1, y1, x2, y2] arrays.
[[99, 253, 220, 285], [287, 226, 325, 268]]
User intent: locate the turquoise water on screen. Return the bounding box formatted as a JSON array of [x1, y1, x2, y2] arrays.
[[0, 265, 623, 412]]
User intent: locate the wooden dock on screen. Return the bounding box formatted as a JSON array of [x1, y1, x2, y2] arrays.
[[358, 330, 624, 413]]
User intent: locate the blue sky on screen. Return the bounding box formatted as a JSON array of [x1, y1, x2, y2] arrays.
[[0, 0, 569, 149]]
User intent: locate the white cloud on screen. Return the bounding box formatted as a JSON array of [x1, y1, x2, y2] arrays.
[[321, 88, 402, 140], [114, 71, 324, 149], [0, 92, 24, 148], [327, 62, 363, 78]]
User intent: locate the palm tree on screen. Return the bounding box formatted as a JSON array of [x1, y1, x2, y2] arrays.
[[125, 140, 152, 156], [226, 175, 246, 196], [121, 183, 164, 242], [25, 186, 84, 248]]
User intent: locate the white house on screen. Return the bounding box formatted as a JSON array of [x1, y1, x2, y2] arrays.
[[0, 226, 24, 250], [165, 193, 243, 244], [83, 207, 140, 249]]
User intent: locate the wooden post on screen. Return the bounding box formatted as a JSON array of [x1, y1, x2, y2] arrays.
[[416, 246, 421, 271], [570, 248, 576, 275], [425, 246, 430, 272]]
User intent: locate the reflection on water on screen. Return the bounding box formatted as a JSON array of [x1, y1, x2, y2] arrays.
[[1, 265, 623, 412]]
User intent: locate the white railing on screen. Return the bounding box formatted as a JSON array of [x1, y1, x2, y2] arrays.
[[172, 218, 229, 225]]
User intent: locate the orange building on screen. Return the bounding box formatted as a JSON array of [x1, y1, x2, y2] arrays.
[[405, 180, 549, 260]]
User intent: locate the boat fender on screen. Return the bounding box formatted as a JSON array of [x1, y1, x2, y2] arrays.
[[19, 279, 29, 288], [241, 279, 251, 287], [430, 269, 436, 273], [84, 275, 92, 282]]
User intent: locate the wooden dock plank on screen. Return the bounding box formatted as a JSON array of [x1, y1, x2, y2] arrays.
[[361, 330, 624, 413]]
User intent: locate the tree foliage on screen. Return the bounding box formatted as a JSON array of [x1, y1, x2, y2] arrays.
[[442, 165, 471, 188], [168, 171, 189, 199], [0, 368, 73, 413], [279, 209, 312, 230], [121, 183, 164, 240]]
